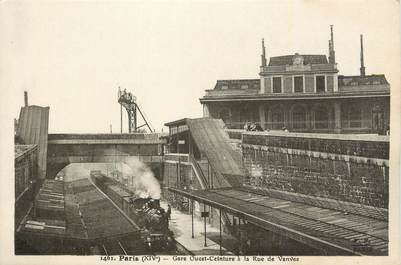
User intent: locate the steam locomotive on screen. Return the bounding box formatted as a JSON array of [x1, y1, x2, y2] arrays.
[[90, 171, 173, 250]]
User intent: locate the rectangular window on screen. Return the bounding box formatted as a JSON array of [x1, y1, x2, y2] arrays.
[[294, 76, 304, 93], [316, 75, 325, 92], [221, 85, 229, 90], [272, 77, 282, 93]]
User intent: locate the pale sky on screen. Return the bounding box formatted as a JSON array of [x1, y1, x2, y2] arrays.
[[1, 1, 400, 133]]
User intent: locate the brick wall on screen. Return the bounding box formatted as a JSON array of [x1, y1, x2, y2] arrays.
[[242, 133, 389, 209]]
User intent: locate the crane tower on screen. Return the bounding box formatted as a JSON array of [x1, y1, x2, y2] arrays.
[[118, 87, 154, 133]]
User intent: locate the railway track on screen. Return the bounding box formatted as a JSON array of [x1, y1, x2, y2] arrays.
[[100, 240, 129, 256], [99, 239, 189, 256]]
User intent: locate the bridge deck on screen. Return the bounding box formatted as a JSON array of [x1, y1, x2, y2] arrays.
[[169, 187, 388, 256]]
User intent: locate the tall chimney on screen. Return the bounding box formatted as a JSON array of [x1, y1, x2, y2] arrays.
[[328, 25, 336, 64], [360, 34, 366, 76], [261, 38, 267, 67], [24, 91, 28, 107]]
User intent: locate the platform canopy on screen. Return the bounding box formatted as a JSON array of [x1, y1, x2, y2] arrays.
[[169, 187, 388, 256]]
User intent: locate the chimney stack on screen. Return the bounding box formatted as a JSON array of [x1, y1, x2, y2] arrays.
[[328, 25, 336, 64], [24, 91, 28, 107], [261, 38, 267, 67], [360, 34, 366, 76]]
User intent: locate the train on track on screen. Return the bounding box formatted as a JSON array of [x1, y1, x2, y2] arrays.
[[90, 171, 173, 250]]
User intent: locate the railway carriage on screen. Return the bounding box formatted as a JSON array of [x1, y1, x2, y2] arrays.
[[90, 171, 173, 250]]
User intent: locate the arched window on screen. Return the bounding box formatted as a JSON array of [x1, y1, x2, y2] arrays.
[[372, 104, 384, 132], [314, 106, 329, 129], [292, 105, 307, 129], [270, 105, 285, 130], [239, 104, 259, 124], [349, 106, 362, 128], [217, 108, 230, 124]]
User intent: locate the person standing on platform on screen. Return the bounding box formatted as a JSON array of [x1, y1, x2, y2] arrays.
[[167, 204, 171, 220]]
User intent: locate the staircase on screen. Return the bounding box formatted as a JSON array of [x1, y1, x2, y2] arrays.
[[186, 118, 243, 188]]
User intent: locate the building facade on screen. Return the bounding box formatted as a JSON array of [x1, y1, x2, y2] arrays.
[[200, 27, 390, 134]]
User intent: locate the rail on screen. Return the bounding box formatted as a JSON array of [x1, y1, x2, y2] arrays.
[[224, 119, 377, 131], [101, 240, 128, 256]]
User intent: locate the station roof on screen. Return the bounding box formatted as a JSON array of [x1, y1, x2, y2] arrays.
[[213, 79, 260, 90], [268, 54, 328, 66], [48, 133, 165, 145], [338, 74, 389, 86], [18, 178, 141, 241], [169, 187, 388, 255], [200, 89, 390, 103], [20, 219, 66, 236], [164, 118, 189, 127]]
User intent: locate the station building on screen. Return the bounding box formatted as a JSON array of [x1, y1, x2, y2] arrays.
[[200, 26, 390, 134]]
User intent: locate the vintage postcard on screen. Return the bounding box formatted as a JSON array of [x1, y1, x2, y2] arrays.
[[0, 1, 400, 265]]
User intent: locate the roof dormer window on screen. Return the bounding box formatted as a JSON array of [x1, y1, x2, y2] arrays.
[[294, 76, 304, 93], [316, 75, 326, 93], [272, 76, 282, 93]]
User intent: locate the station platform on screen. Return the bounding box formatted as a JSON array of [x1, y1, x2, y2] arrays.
[[160, 201, 236, 255], [168, 187, 388, 256]]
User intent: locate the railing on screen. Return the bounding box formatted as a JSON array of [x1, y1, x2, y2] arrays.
[[47, 133, 162, 140], [223, 119, 378, 132], [204, 89, 259, 97], [242, 132, 389, 159], [164, 153, 189, 162], [188, 153, 209, 189], [187, 154, 237, 237], [260, 63, 338, 73]]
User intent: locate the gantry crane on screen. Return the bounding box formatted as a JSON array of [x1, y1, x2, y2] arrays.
[[118, 87, 154, 133]]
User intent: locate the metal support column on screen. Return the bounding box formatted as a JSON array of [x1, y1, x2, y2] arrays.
[[176, 161, 179, 188], [334, 101, 342, 134], [204, 204, 207, 247], [238, 217, 241, 253], [178, 156, 181, 189], [210, 167, 214, 189], [191, 200, 194, 238], [219, 208, 222, 255], [207, 163, 210, 188]]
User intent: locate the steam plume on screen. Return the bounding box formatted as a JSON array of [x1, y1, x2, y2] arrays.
[[124, 157, 161, 199]]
